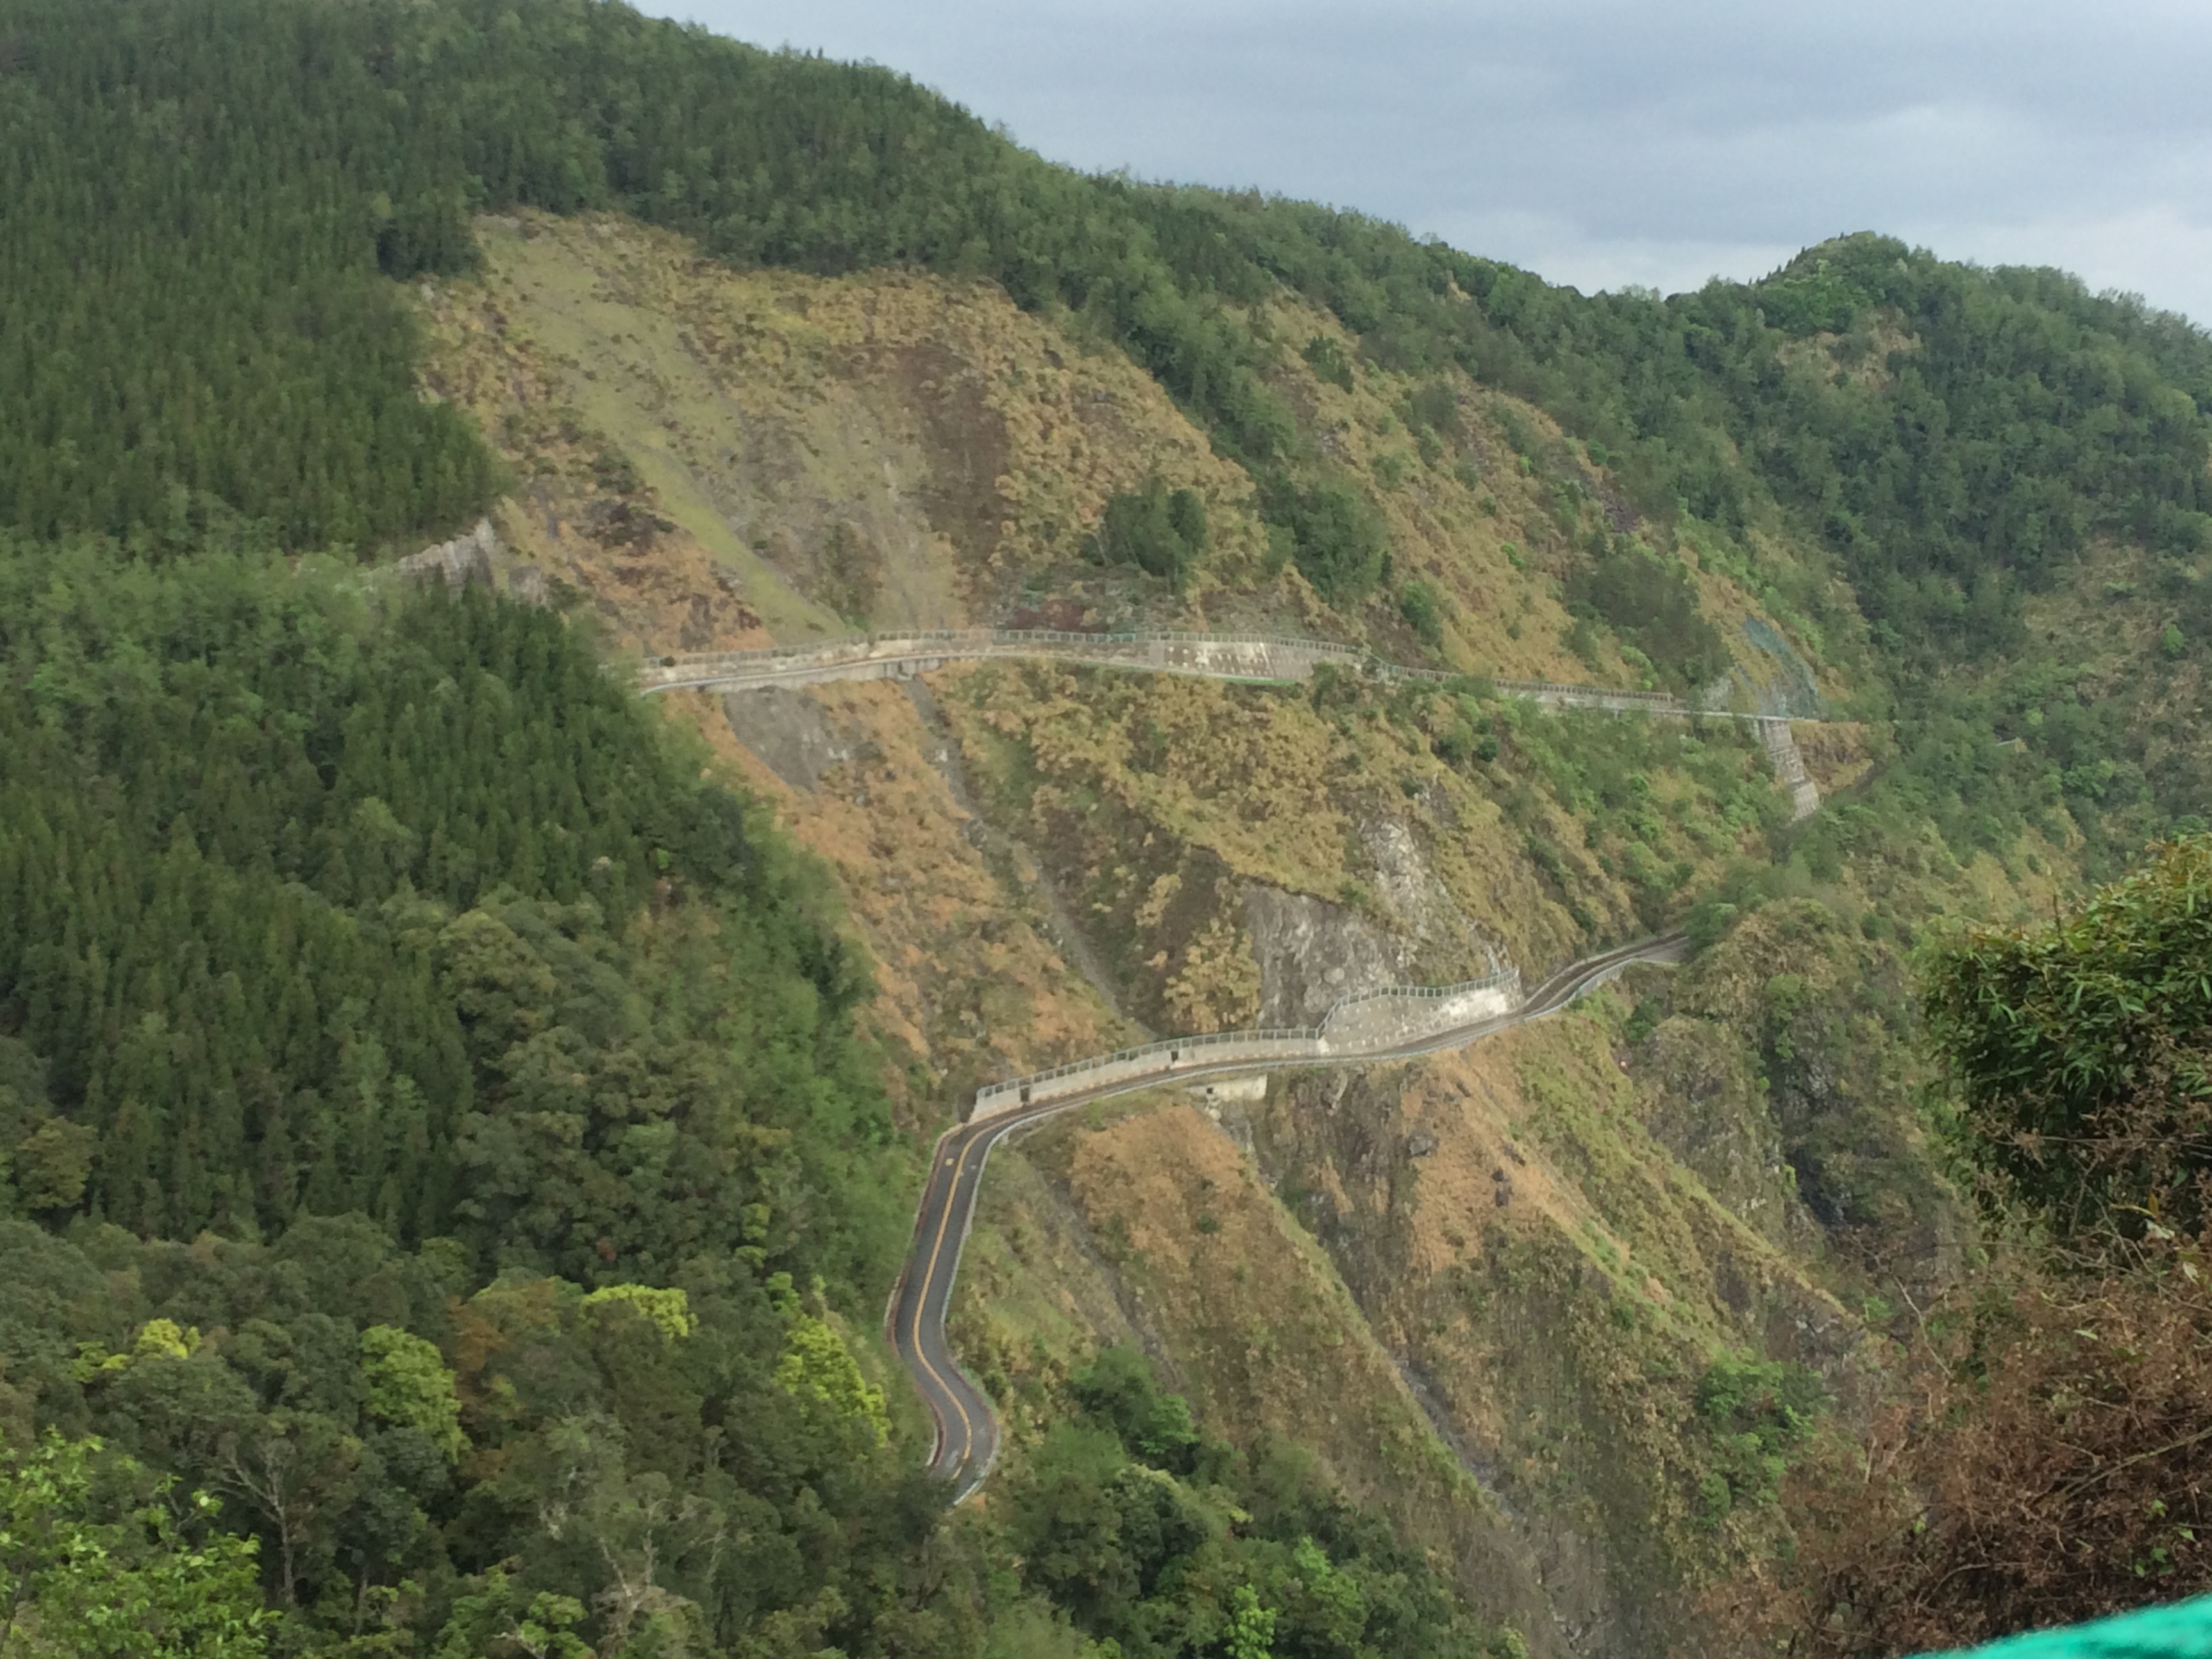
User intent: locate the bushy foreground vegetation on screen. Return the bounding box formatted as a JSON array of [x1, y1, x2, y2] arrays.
[[0, 1200, 1513, 1656], [1923, 835, 2212, 1242], [1721, 837, 2212, 1654]]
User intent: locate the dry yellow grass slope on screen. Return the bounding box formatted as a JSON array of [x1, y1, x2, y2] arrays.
[[1242, 989, 1878, 1652], [953, 1093, 1568, 1654], [941, 657, 1807, 1031], [408, 207, 1831, 1078], [417, 210, 1289, 640], [414, 210, 1836, 685], [663, 679, 1124, 1115]]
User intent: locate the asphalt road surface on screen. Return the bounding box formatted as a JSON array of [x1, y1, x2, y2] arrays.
[[886, 930, 1688, 1500]]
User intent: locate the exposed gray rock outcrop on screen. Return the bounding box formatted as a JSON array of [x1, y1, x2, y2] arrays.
[[720, 686, 858, 791], [1244, 886, 1410, 1026], [507, 563, 550, 606], [393, 517, 499, 590]]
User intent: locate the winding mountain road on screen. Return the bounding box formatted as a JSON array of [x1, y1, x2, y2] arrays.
[[640, 629, 1786, 1492], [887, 930, 1688, 1500], [642, 628, 1826, 823]]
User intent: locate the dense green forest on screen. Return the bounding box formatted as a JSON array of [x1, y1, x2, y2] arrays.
[[0, 541, 890, 1271], [4, 0, 2212, 1652]]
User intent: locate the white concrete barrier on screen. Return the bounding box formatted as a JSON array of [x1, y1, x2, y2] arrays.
[[969, 968, 1520, 1122], [1316, 981, 1517, 1051]]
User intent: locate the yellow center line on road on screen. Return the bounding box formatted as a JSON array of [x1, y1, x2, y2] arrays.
[[890, 932, 1689, 1502], [907, 1128, 977, 1471]]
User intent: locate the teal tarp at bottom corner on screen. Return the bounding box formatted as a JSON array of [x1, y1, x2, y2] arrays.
[[1921, 1598, 2212, 1658]]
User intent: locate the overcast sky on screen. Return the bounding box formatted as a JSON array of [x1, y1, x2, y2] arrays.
[[639, 0, 2212, 327]]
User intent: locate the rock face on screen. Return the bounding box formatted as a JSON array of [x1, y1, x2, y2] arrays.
[[1640, 1015, 1800, 1247], [1358, 816, 1469, 953], [1244, 884, 1411, 1026], [720, 687, 859, 792], [394, 517, 499, 590], [507, 563, 550, 606], [1243, 823, 1501, 1029]]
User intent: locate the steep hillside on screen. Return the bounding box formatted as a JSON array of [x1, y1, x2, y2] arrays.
[[396, 207, 1947, 1654], [398, 192, 2202, 1654], [4, 1, 2212, 1654], [413, 211, 1834, 695], [414, 209, 1845, 1033]]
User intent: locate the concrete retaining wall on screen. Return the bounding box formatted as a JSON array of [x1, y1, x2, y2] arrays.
[[637, 628, 1792, 728], [970, 971, 1519, 1121], [1316, 981, 1516, 1050], [1759, 718, 1822, 821]]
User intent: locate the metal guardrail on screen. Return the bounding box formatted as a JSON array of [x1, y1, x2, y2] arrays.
[[632, 628, 1765, 716], [637, 628, 1370, 678], [1382, 670, 1687, 709], [1470, 676, 1683, 708], [1315, 965, 1520, 1023], [970, 966, 1521, 1111]]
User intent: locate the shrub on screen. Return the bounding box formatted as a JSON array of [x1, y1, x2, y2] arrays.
[[1398, 578, 1445, 647], [1566, 539, 1730, 688], [1752, 1269, 2212, 1654], [1302, 334, 1355, 390], [1091, 478, 1210, 591], [1265, 476, 1390, 603], [1072, 1345, 1199, 1471], [1692, 1355, 1822, 1519], [1923, 834, 2212, 1242], [1405, 380, 1462, 440]]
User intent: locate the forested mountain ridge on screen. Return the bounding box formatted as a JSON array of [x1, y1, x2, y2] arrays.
[[2, 0, 2211, 1654], [9, 0, 2209, 855]]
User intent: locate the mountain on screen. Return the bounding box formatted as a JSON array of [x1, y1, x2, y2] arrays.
[[1, 1, 2209, 1654]]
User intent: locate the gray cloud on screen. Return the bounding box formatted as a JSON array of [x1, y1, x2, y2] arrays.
[[641, 0, 2212, 324]]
